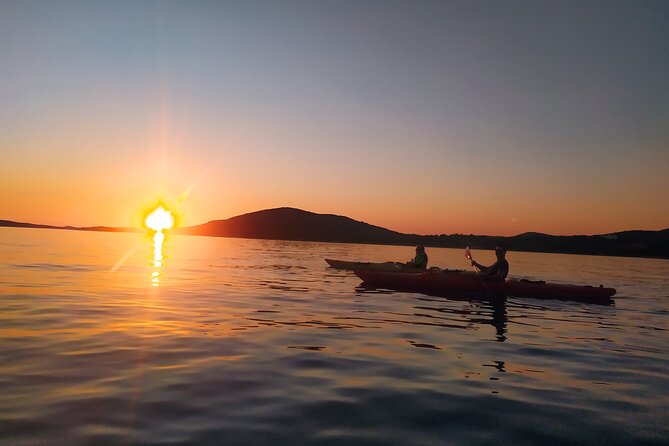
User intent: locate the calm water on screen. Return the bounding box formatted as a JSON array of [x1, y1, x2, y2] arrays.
[[1, 228, 667, 445]]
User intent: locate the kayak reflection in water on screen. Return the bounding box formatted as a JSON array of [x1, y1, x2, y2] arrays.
[[406, 245, 428, 269], [471, 246, 509, 281]]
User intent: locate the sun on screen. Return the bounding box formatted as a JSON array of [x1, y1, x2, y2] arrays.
[[145, 205, 174, 232]]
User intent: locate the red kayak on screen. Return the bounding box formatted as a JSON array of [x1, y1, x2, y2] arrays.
[[354, 270, 616, 303]]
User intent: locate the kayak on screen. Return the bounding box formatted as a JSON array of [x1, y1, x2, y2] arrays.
[[325, 258, 425, 272], [354, 269, 616, 303]]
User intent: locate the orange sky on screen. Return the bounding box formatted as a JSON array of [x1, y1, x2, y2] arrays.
[[2, 130, 667, 236], [1, 2, 668, 236]]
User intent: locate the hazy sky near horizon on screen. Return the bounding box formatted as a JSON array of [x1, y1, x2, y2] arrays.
[[1, 0, 668, 235]]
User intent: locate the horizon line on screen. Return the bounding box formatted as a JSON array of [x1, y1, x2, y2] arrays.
[[2, 206, 667, 238]]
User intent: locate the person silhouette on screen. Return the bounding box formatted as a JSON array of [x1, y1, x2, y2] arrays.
[[471, 246, 509, 281], [406, 245, 428, 269]]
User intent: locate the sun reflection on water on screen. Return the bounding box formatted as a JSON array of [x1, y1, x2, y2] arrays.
[[145, 205, 174, 286]]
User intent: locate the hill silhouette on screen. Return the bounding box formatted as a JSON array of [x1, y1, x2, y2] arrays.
[[177, 207, 418, 245], [0, 220, 138, 233], [2, 208, 668, 258], [176, 207, 669, 259]]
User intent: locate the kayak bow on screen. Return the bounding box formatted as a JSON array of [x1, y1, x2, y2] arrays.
[[325, 258, 425, 272]]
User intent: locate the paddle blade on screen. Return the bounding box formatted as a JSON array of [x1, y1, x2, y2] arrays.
[[465, 246, 472, 259]]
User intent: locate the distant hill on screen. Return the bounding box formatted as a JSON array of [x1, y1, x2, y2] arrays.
[[176, 207, 669, 259], [176, 208, 669, 259], [2, 209, 668, 259], [176, 207, 419, 245], [0, 220, 61, 230], [0, 220, 138, 233], [427, 229, 669, 259]]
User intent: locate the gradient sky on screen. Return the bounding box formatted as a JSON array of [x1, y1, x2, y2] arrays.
[[1, 0, 668, 235]]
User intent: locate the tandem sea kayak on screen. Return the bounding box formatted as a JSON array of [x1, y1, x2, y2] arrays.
[[325, 258, 425, 272], [354, 269, 616, 303]]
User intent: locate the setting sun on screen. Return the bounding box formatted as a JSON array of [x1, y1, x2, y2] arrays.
[[145, 205, 175, 232]]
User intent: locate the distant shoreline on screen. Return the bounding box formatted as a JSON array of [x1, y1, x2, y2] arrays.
[[2, 207, 668, 260]]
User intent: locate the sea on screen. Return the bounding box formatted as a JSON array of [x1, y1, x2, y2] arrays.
[[0, 227, 667, 445]]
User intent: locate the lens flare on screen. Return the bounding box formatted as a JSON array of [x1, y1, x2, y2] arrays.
[[145, 205, 174, 286]]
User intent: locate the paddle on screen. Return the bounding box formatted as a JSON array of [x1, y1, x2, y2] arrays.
[[465, 246, 480, 272], [466, 247, 491, 294]]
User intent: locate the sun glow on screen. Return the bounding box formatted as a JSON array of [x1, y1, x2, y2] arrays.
[[145, 205, 174, 286], [145, 205, 175, 232]]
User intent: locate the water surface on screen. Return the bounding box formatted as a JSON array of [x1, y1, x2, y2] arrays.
[[1, 228, 667, 445]]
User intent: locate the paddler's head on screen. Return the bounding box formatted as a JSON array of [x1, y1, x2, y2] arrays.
[[495, 246, 507, 260], [416, 245, 425, 254]]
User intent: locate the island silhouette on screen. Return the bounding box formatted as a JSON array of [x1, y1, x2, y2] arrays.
[[1, 207, 668, 259]]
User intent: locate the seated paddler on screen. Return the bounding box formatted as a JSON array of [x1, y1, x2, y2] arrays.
[[406, 245, 428, 269], [471, 246, 509, 281]]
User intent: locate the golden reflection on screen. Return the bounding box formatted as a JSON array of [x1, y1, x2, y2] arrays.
[[145, 205, 174, 286]]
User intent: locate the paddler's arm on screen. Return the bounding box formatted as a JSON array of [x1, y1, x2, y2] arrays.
[[408, 253, 428, 269], [472, 260, 489, 273]]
